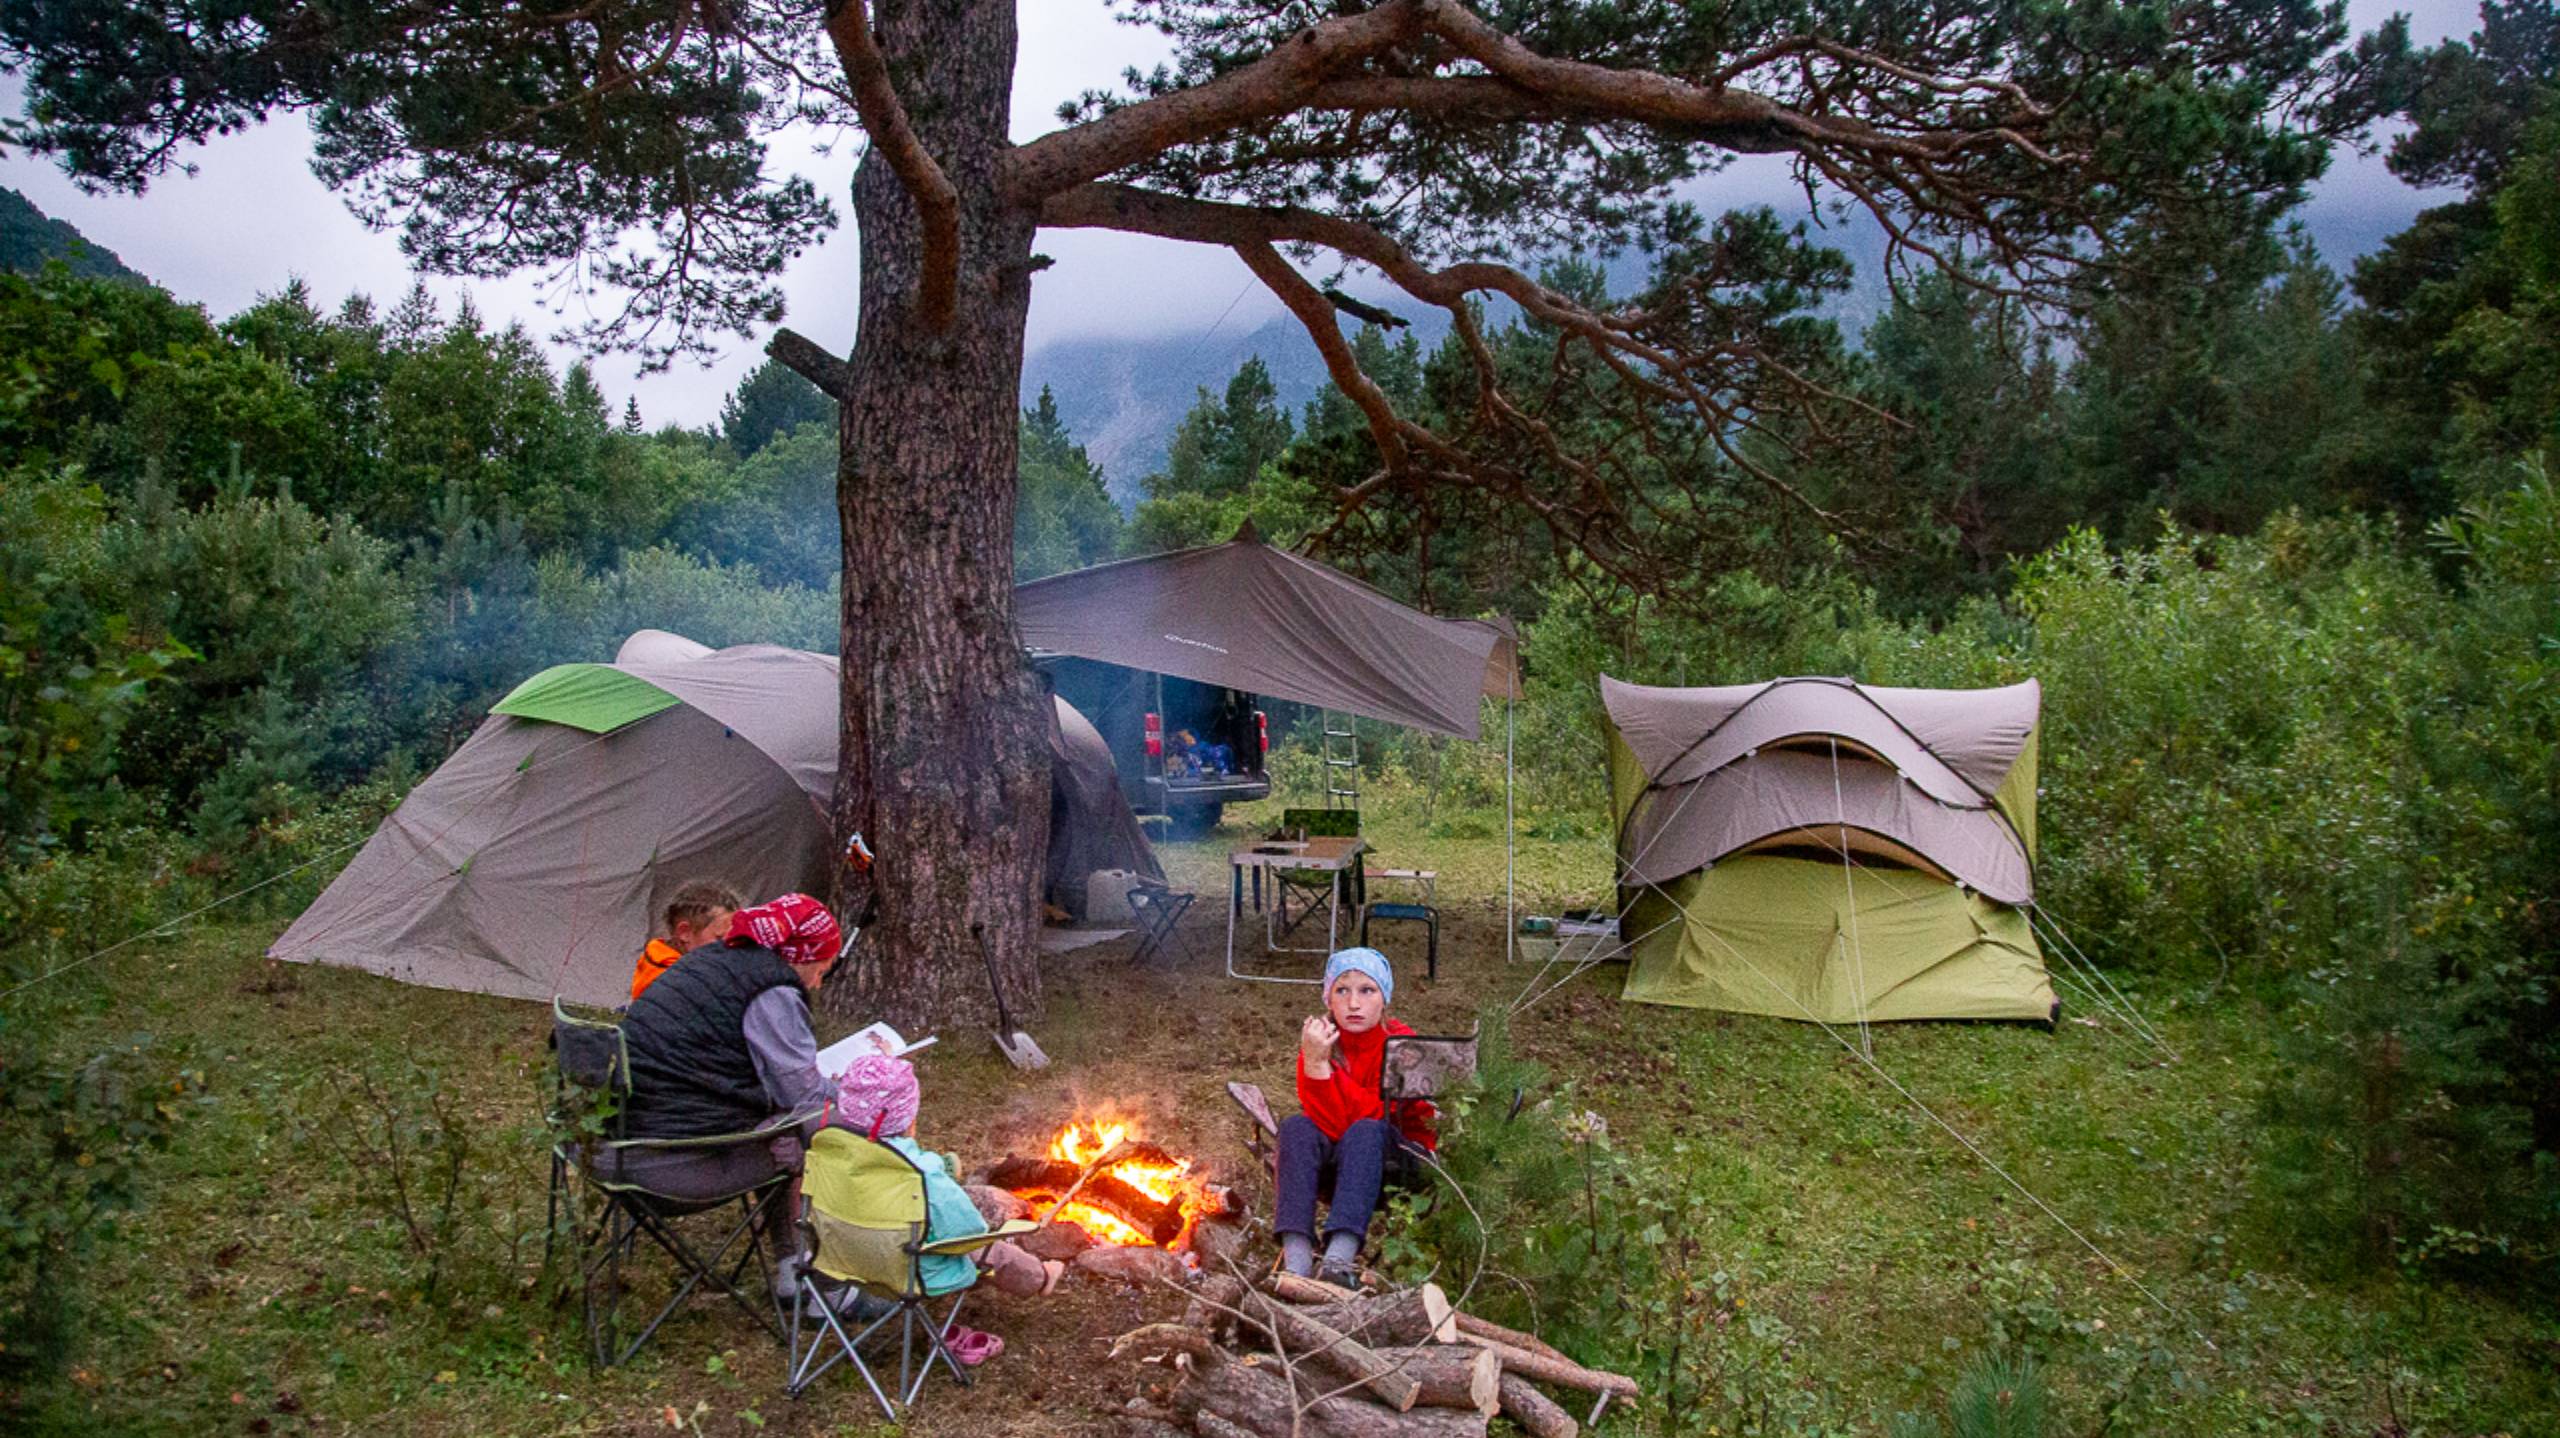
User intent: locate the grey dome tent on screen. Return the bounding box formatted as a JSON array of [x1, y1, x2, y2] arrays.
[[1603, 675, 2053, 1023], [267, 632, 1161, 1007]]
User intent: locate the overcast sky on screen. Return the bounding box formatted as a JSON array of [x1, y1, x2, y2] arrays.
[[0, 1, 2481, 428]]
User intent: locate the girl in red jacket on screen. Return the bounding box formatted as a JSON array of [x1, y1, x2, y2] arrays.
[[1275, 947, 1436, 1286]]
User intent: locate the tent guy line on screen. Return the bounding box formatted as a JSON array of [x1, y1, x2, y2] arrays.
[[1, 719, 640, 1005], [1829, 736, 1877, 1060], [0, 836, 367, 1003], [1566, 735, 2196, 1341]]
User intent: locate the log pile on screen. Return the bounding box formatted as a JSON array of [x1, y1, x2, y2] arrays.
[[1112, 1272, 1636, 1438]]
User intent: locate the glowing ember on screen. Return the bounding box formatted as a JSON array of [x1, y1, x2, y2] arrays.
[[1031, 1119, 1212, 1249]]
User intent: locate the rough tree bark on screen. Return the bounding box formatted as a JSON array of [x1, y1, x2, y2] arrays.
[[832, 0, 1051, 1029]]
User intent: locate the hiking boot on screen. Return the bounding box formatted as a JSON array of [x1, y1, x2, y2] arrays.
[[1315, 1257, 1359, 1290]]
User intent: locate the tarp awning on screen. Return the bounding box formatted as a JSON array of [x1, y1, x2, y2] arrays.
[[1014, 527, 1515, 738]]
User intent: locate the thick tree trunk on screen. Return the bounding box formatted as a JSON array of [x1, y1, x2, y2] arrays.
[[833, 0, 1049, 1030]]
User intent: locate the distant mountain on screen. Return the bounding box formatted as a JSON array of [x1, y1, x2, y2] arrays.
[[1020, 314, 1361, 503], [1020, 218, 1895, 507], [0, 187, 147, 284]]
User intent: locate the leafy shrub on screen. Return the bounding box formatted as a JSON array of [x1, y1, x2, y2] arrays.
[[0, 1023, 200, 1395]]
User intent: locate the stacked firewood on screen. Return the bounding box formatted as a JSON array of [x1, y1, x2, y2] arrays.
[[1109, 1270, 1636, 1438]]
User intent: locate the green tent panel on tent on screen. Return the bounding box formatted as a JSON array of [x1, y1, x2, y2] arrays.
[[1617, 858, 2049, 1023], [491, 663, 682, 733]]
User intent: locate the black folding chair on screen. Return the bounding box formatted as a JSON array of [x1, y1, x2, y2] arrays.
[[1127, 880, 1198, 967], [548, 999, 812, 1368]]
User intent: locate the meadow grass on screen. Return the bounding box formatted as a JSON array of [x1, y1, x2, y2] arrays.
[[14, 807, 2554, 1435]]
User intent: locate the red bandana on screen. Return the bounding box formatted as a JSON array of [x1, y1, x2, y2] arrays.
[[725, 893, 843, 968]]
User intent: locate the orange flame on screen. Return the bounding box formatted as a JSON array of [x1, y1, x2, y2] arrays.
[[1036, 1119, 1208, 1249]]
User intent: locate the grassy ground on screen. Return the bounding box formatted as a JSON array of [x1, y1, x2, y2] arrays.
[[15, 804, 2556, 1435]]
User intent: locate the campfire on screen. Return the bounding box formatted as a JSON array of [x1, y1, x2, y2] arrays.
[[985, 1118, 1235, 1253]]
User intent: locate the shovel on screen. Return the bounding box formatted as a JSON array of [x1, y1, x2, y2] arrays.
[[973, 921, 1050, 1070]]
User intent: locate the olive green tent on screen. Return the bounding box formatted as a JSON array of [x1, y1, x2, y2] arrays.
[[1602, 675, 2053, 1024]]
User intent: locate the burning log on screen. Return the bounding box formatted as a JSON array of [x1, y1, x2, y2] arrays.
[[986, 1155, 1187, 1246]]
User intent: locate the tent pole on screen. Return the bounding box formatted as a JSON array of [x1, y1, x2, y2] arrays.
[[1504, 695, 1516, 966]]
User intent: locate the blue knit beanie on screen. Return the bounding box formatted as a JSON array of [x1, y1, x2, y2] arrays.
[[1322, 946, 1394, 1006]]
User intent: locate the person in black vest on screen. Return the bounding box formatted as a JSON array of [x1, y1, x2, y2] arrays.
[[602, 892, 844, 1265]]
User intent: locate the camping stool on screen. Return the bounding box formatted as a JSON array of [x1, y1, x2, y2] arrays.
[[1360, 868, 1439, 981], [1126, 880, 1197, 967]]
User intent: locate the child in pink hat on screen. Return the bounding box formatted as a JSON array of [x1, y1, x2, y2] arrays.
[[825, 1055, 1061, 1363]]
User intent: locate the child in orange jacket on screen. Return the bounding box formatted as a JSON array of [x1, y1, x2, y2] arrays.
[[628, 882, 743, 1002]]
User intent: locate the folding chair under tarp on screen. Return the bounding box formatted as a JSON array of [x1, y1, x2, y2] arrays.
[[1268, 807, 1366, 945], [787, 1128, 1037, 1417], [548, 999, 809, 1368]]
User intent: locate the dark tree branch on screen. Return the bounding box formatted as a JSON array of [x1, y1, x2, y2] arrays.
[[767, 325, 850, 403], [1322, 288, 1408, 329], [822, 0, 960, 330], [1000, 0, 1426, 204]]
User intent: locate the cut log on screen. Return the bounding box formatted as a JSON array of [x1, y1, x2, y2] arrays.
[[1019, 1220, 1095, 1261], [1494, 1373, 1579, 1438], [1176, 1356, 1490, 1438], [962, 1183, 1032, 1225], [1185, 1274, 1250, 1336], [1456, 1336, 1638, 1401], [1373, 1345, 1501, 1416], [1191, 1215, 1252, 1269], [1075, 1244, 1188, 1289], [1451, 1311, 1571, 1367], [1238, 1289, 1422, 1412], [1295, 1285, 1459, 1347], [985, 1154, 1187, 1245], [1112, 1417, 1191, 1438], [1109, 1322, 1220, 1366], [1268, 1270, 1363, 1304]]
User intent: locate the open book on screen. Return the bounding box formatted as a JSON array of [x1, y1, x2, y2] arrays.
[[816, 1021, 938, 1078]]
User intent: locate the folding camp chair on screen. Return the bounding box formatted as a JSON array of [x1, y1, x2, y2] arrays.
[[1269, 807, 1365, 949], [1127, 879, 1198, 967], [786, 1128, 1038, 1417], [548, 999, 811, 1368]]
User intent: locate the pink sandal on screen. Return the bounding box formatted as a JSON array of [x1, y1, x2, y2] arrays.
[[945, 1325, 1005, 1366]]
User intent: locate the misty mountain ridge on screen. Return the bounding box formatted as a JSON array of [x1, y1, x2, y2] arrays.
[[1019, 222, 1896, 503]]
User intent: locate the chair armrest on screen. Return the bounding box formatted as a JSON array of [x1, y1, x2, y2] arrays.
[[1226, 1081, 1280, 1138], [596, 1105, 821, 1154], [915, 1218, 1040, 1258]]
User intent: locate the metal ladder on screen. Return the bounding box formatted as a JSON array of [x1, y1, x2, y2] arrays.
[[1321, 712, 1360, 810]]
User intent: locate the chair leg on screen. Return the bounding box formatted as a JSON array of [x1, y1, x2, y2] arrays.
[[582, 1201, 638, 1368], [907, 1291, 973, 1404], [789, 1283, 900, 1420], [1427, 914, 1438, 981], [618, 1186, 791, 1362]]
